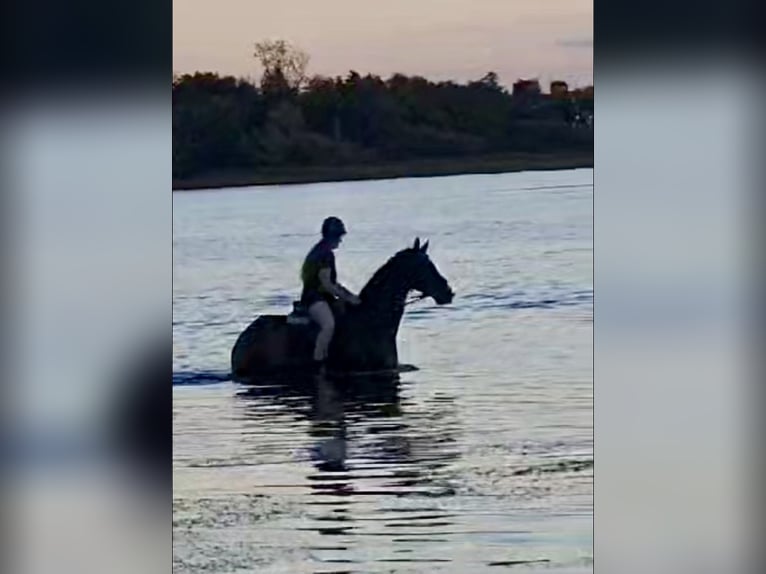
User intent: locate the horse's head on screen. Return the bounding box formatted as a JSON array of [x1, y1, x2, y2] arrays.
[[399, 237, 454, 305]]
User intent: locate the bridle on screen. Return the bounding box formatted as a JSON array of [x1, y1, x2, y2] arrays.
[[404, 293, 427, 306]]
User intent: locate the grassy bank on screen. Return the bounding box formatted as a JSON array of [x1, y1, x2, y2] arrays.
[[172, 152, 593, 191]]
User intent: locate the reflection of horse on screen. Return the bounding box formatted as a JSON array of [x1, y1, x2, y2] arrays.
[[235, 371, 403, 406], [231, 238, 454, 381], [236, 372, 404, 474], [235, 372, 459, 477]]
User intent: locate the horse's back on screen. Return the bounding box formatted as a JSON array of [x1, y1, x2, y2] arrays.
[[231, 314, 317, 381]]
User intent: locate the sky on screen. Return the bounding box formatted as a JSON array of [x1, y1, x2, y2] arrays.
[[173, 0, 593, 88]]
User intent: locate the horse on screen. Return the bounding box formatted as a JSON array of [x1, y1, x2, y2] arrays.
[[231, 237, 454, 382]]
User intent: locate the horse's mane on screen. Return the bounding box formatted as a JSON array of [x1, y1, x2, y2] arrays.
[[359, 248, 413, 301]]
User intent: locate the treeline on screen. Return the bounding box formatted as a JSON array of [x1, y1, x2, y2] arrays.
[[173, 45, 593, 179]]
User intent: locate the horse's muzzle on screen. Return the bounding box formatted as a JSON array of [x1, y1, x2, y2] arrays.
[[436, 289, 455, 305]]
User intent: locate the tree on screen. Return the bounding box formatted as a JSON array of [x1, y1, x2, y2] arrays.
[[172, 59, 592, 179], [253, 39, 310, 92]]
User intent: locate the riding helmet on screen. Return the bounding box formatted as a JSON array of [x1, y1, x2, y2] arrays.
[[321, 216, 347, 239]]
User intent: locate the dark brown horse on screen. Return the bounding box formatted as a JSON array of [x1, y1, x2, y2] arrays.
[[231, 238, 454, 381]]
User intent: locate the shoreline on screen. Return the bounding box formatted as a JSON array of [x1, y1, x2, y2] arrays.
[[172, 152, 593, 191]]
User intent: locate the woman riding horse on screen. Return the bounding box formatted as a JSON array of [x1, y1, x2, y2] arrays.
[[231, 234, 454, 379], [301, 216, 360, 372]]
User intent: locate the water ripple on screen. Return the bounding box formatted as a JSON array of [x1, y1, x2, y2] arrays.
[[172, 370, 232, 386], [173, 170, 593, 573]]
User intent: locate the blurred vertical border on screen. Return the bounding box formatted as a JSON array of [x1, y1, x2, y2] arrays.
[[2, 1, 172, 573], [595, 0, 763, 572]]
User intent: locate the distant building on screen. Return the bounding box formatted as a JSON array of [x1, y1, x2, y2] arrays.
[[512, 78, 541, 98], [571, 85, 594, 100], [550, 81, 569, 99]]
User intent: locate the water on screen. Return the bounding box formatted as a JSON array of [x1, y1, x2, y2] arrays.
[[173, 169, 593, 573]]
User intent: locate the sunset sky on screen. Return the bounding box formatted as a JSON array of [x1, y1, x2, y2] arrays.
[[174, 0, 593, 88]]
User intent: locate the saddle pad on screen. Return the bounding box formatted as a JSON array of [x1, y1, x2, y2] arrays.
[[287, 314, 311, 325], [286, 301, 310, 325]]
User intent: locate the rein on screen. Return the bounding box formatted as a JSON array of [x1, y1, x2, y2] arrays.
[[404, 293, 427, 306]]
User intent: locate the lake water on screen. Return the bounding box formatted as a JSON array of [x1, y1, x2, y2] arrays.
[[173, 169, 593, 573]]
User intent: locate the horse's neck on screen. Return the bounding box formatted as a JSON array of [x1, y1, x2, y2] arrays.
[[358, 264, 410, 332]]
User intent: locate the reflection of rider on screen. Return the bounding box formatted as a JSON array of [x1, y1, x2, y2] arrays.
[[300, 217, 361, 370], [310, 377, 347, 472]]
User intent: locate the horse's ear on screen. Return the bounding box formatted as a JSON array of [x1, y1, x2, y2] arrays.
[[421, 240, 429, 254], [413, 237, 421, 251]]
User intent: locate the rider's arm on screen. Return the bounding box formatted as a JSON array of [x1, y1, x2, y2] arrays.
[[318, 268, 343, 298], [319, 268, 359, 304], [336, 282, 355, 299], [339, 284, 361, 305]]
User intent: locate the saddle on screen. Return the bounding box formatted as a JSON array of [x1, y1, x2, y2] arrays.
[[286, 301, 311, 325], [286, 299, 345, 326]]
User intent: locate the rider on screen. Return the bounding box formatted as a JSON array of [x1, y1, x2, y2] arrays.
[[301, 216, 361, 371]]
